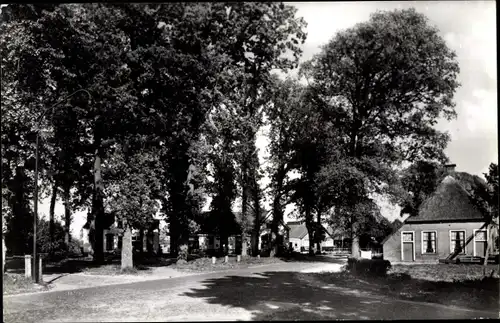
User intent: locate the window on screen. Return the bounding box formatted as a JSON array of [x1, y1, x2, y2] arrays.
[[402, 232, 414, 242], [421, 231, 437, 254], [474, 230, 486, 242], [450, 230, 466, 254]]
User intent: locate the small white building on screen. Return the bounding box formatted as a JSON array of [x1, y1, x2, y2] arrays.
[[287, 221, 337, 253]]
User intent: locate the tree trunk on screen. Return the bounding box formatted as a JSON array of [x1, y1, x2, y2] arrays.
[[483, 224, 491, 267], [169, 216, 178, 258], [316, 210, 322, 254], [166, 149, 192, 260], [240, 175, 249, 257], [92, 148, 105, 264], [121, 222, 133, 270], [2, 237, 5, 273], [351, 236, 360, 258], [351, 219, 360, 258], [251, 231, 259, 257], [251, 174, 261, 257], [63, 185, 71, 250], [241, 233, 248, 257], [49, 182, 57, 250], [271, 192, 283, 257], [305, 207, 314, 256], [139, 229, 144, 254]]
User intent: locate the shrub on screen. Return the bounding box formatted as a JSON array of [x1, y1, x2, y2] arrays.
[[177, 244, 189, 261], [120, 266, 138, 274], [346, 257, 392, 277]]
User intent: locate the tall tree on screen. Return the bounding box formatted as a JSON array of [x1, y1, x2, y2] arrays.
[[266, 77, 304, 255], [305, 8, 460, 256], [204, 104, 241, 255], [105, 146, 162, 269], [214, 2, 306, 257], [399, 161, 447, 216]]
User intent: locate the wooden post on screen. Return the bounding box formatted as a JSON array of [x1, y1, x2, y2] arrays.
[[257, 255, 260, 259], [38, 255, 43, 284], [212, 256, 216, 264], [24, 255, 32, 278], [2, 238, 5, 274], [237, 255, 241, 262], [224, 255, 228, 263]]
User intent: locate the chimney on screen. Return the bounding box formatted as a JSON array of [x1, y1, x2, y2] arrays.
[[444, 163, 456, 174]]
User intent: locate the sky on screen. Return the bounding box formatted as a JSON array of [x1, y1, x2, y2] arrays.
[[35, 1, 497, 235]]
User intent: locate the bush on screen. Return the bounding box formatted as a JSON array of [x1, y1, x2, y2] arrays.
[[177, 244, 189, 261], [346, 257, 392, 277]]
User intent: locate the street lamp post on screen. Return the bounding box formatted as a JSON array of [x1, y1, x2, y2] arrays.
[[32, 89, 92, 283], [33, 132, 39, 282]]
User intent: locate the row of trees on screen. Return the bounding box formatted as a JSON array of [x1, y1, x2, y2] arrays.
[[4, 4, 494, 269], [1, 3, 307, 268]]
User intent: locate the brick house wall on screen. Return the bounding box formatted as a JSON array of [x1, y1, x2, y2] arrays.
[[383, 221, 489, 263]]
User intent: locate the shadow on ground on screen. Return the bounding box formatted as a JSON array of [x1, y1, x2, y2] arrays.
[[182, 270, 498, 320]]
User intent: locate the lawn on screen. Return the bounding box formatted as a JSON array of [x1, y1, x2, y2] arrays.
[[298, 263, 499, 312], [3, 273, 50, 295], [77, 255, 284, 275], [389, 263, 499, 281], [172, 255, 285, 272], [79, 256, 176, 275]]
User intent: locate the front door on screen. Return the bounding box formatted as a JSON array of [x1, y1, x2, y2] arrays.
[[401, 232, 414, 262], [474, 230, 487, 257]]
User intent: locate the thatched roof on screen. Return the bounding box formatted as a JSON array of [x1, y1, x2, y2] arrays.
[[405, 172, 487, 223], [288, 223, 308, 239], [287, 222, 336, 240]]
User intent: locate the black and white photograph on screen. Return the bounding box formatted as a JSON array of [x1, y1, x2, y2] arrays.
[[1, 1, 498, 321]]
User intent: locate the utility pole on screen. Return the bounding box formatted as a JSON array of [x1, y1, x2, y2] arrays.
[[33, 133, 39, 282]]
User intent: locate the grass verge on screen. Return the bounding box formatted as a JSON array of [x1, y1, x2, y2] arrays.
[[297, 264, 499, 312], [3, 273, 50, 295], [172, 256, 285, 272], [80, 264, 151, 276]]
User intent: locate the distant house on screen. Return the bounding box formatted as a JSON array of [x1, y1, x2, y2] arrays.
[[287, 221, 344, 253], [194, 210, 290, 255], [258, 211, 290, 253], [288, 222, 309, 252], [81, 218, 160, 255], [383, 164, 499, 263]]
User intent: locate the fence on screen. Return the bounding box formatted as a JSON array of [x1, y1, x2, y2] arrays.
[[323, 247, 351, 254], [360, 248, 383, 259]]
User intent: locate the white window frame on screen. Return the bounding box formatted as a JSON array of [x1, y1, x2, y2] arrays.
[[421, 230, 437, 254], [449, 230, 467, 255], [473, 228, 488, 257], [400, 231, 415, 261]]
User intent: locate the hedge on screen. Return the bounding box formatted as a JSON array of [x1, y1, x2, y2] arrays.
[[346, 257, 392, 276]]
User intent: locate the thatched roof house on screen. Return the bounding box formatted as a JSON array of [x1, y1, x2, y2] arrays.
[[382, 164, 498, 263], [405, 172, 487, 223]]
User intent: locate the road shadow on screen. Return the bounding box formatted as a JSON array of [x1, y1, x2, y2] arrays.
[[310, 271, 499, 312], [182, 270, 497, 320], [45, 273, 70, 284]]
